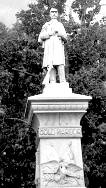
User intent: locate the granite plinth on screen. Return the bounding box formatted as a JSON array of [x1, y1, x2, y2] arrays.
[[25, 83, 91, 188]]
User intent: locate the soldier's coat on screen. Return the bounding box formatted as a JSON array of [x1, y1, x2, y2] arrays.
[[38, 19, 67, 67]]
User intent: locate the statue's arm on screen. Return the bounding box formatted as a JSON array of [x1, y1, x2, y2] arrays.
[[57, 23, 67, 43], [38, 23, 50, 43]]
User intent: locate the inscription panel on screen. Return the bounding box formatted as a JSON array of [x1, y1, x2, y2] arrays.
[[39, 127, 82, 138]]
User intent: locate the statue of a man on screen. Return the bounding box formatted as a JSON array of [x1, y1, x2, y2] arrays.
[[38, 7, 67, 85]]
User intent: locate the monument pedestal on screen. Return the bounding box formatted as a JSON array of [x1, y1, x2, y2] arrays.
[[25, 83, 91, 188]]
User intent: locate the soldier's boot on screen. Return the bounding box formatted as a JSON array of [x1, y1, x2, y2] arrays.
[[49, 67, 56, 83], [58, 64, 66, 83]]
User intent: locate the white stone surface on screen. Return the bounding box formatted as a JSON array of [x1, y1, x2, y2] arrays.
[[25, 84, 91, 188], [40, 139, 85, 187], [43, 82, 72, 97], [28, 82, 91, 99]]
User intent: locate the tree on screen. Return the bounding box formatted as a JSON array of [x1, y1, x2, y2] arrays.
[[71, 0, 101, 27], [0, 22, 42, 187], [40, 0, 67, 13], [0, 5, 43, 187], [67, 2, 106, 187], [0, 22, 8, 45], [67, 18, 106, 188], [0, 119, 36, 188]]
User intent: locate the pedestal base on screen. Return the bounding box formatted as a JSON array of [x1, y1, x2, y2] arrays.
[[43, 82, 72, 97], [25, 83, 91, 188]]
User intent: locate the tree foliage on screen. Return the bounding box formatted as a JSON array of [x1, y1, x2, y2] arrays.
[[71, 0, 101, 27], [0, 22, 8, 45], [40, 0, 67, 13], [0, 6, 43, 186], [67, 3, 106, 187], [0, 119, 36, 188]]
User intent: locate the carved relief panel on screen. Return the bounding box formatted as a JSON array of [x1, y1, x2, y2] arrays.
[[40, 139, 85, 187]]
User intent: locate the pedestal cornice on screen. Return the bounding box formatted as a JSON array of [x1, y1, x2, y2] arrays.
[[25, 92, 91, 123]]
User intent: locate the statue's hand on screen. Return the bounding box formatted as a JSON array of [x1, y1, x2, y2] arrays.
[[48, 30, 55, 36], [55, 31, 58, 34], [56, 32, 61, 37], [49, 30, 58, 36], [49, 33, 56, 37], [49, 33, 53, 37]]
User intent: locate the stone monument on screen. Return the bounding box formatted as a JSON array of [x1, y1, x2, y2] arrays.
[[25, 7, 92, 188], [38, 7, 67, 84]]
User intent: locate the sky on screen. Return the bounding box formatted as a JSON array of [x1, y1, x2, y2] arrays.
[[0, 0, 106, 28], [0, 0, 37, 27]]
